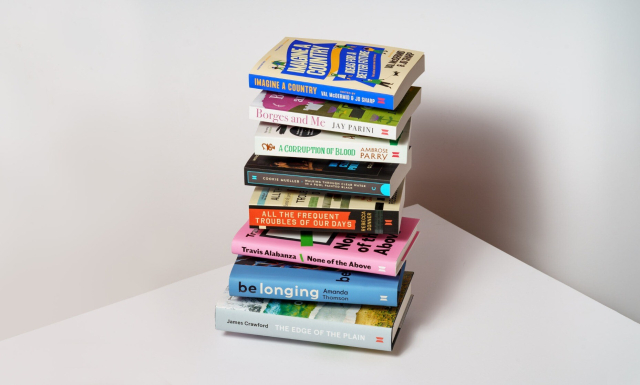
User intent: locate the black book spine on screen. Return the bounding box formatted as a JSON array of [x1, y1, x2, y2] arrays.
[[244, 167, 390, 197]]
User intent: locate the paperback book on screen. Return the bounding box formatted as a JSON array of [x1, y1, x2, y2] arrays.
[[249, 87, 421, 140], [249, 37, 425, 110], [248, 181, 406, 234], [255, 119, 411, 164], [229, 255, 407, 306], [231, 217, 419, 276], [244, 150, 411, 197], [215, 271, 414, 351]]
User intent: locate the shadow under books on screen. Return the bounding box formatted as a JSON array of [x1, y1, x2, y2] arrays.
[[224, 104, 541, 355], [222, 214, 475, 356]]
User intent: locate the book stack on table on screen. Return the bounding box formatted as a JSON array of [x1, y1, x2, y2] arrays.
[[216, 38, 424, 351]]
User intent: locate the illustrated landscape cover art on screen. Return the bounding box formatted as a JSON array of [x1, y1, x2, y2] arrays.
[[231, 217, 420, 276], [249, 87, 421, 139], [249, 38, 425, 109], [247, 181, 406, 234], [219, 271, 414, 328], [244, 153, 411, 197]]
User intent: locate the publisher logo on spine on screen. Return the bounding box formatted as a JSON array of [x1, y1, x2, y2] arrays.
[[262, 143, 275, 151]]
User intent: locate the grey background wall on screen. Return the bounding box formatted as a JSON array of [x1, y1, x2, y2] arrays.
[[1, 0, 639, 340]]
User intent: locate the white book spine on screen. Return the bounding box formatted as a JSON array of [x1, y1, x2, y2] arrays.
[[254, 136, 408, 164], [249, 106, 398, 139], [215, 305, 393, 351]]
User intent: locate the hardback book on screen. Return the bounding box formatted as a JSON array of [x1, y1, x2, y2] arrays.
[[244, 149, 411, 198], [215, 271, 414, 351], [248, 180, 406, 234], [231, 217, 419, 276], [249, 87, 421, 140], [229, 255, 407, 306], [249, 37, 425, 110], [254, 119, 411, 164]]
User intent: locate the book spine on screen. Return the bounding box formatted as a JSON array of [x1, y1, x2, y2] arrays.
[[215, 306, 393, 351], [228, 266, 399, 306], [254, 136, 407, 164], [244, 169, 391, 197], [248, 106, 398, 139], [249, 74, 395, 110], [231, 242, 399, 277], [248, 207, 400, 234]]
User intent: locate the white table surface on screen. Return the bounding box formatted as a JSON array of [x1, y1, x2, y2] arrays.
[[1, 204, 639, 384]]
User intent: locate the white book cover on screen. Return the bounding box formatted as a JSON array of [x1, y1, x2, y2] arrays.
[[248, 87, 421, 140], [254, 119, 411, 164]]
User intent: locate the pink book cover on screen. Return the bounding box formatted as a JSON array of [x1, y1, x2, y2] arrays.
[[231, 217, 420, 276]]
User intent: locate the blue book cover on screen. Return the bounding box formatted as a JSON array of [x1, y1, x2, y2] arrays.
[[229, 255, 406, 306], [249, 38, 425, 110]]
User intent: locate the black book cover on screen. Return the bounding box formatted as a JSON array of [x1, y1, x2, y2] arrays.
[[244, 154, 400, 197]]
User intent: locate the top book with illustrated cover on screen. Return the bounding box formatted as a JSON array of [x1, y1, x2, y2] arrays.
[[249, 38, 425, 110]]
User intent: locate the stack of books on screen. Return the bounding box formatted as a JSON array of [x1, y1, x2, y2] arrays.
[[215, 38, 424, 351]]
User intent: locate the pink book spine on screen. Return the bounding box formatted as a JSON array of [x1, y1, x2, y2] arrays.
[[231, 218, 419, 276]]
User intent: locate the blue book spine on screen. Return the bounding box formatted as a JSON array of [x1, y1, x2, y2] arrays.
[[229, 256, 405, 306], [248, 74, 395, 110]]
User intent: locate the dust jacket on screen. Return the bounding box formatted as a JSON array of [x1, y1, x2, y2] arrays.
[[249, 87, 421, 139], [249, 37, 424, 110], [229, 255, 406, 306], [216, 271, 414, 351], [254, 119, 411, 164], [231, 217, 419, 276], [244, 150, 411, 197], [247, 181, 406, 234]]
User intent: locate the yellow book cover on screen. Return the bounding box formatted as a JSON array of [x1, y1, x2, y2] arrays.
[[249, 38, 424, 110]]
